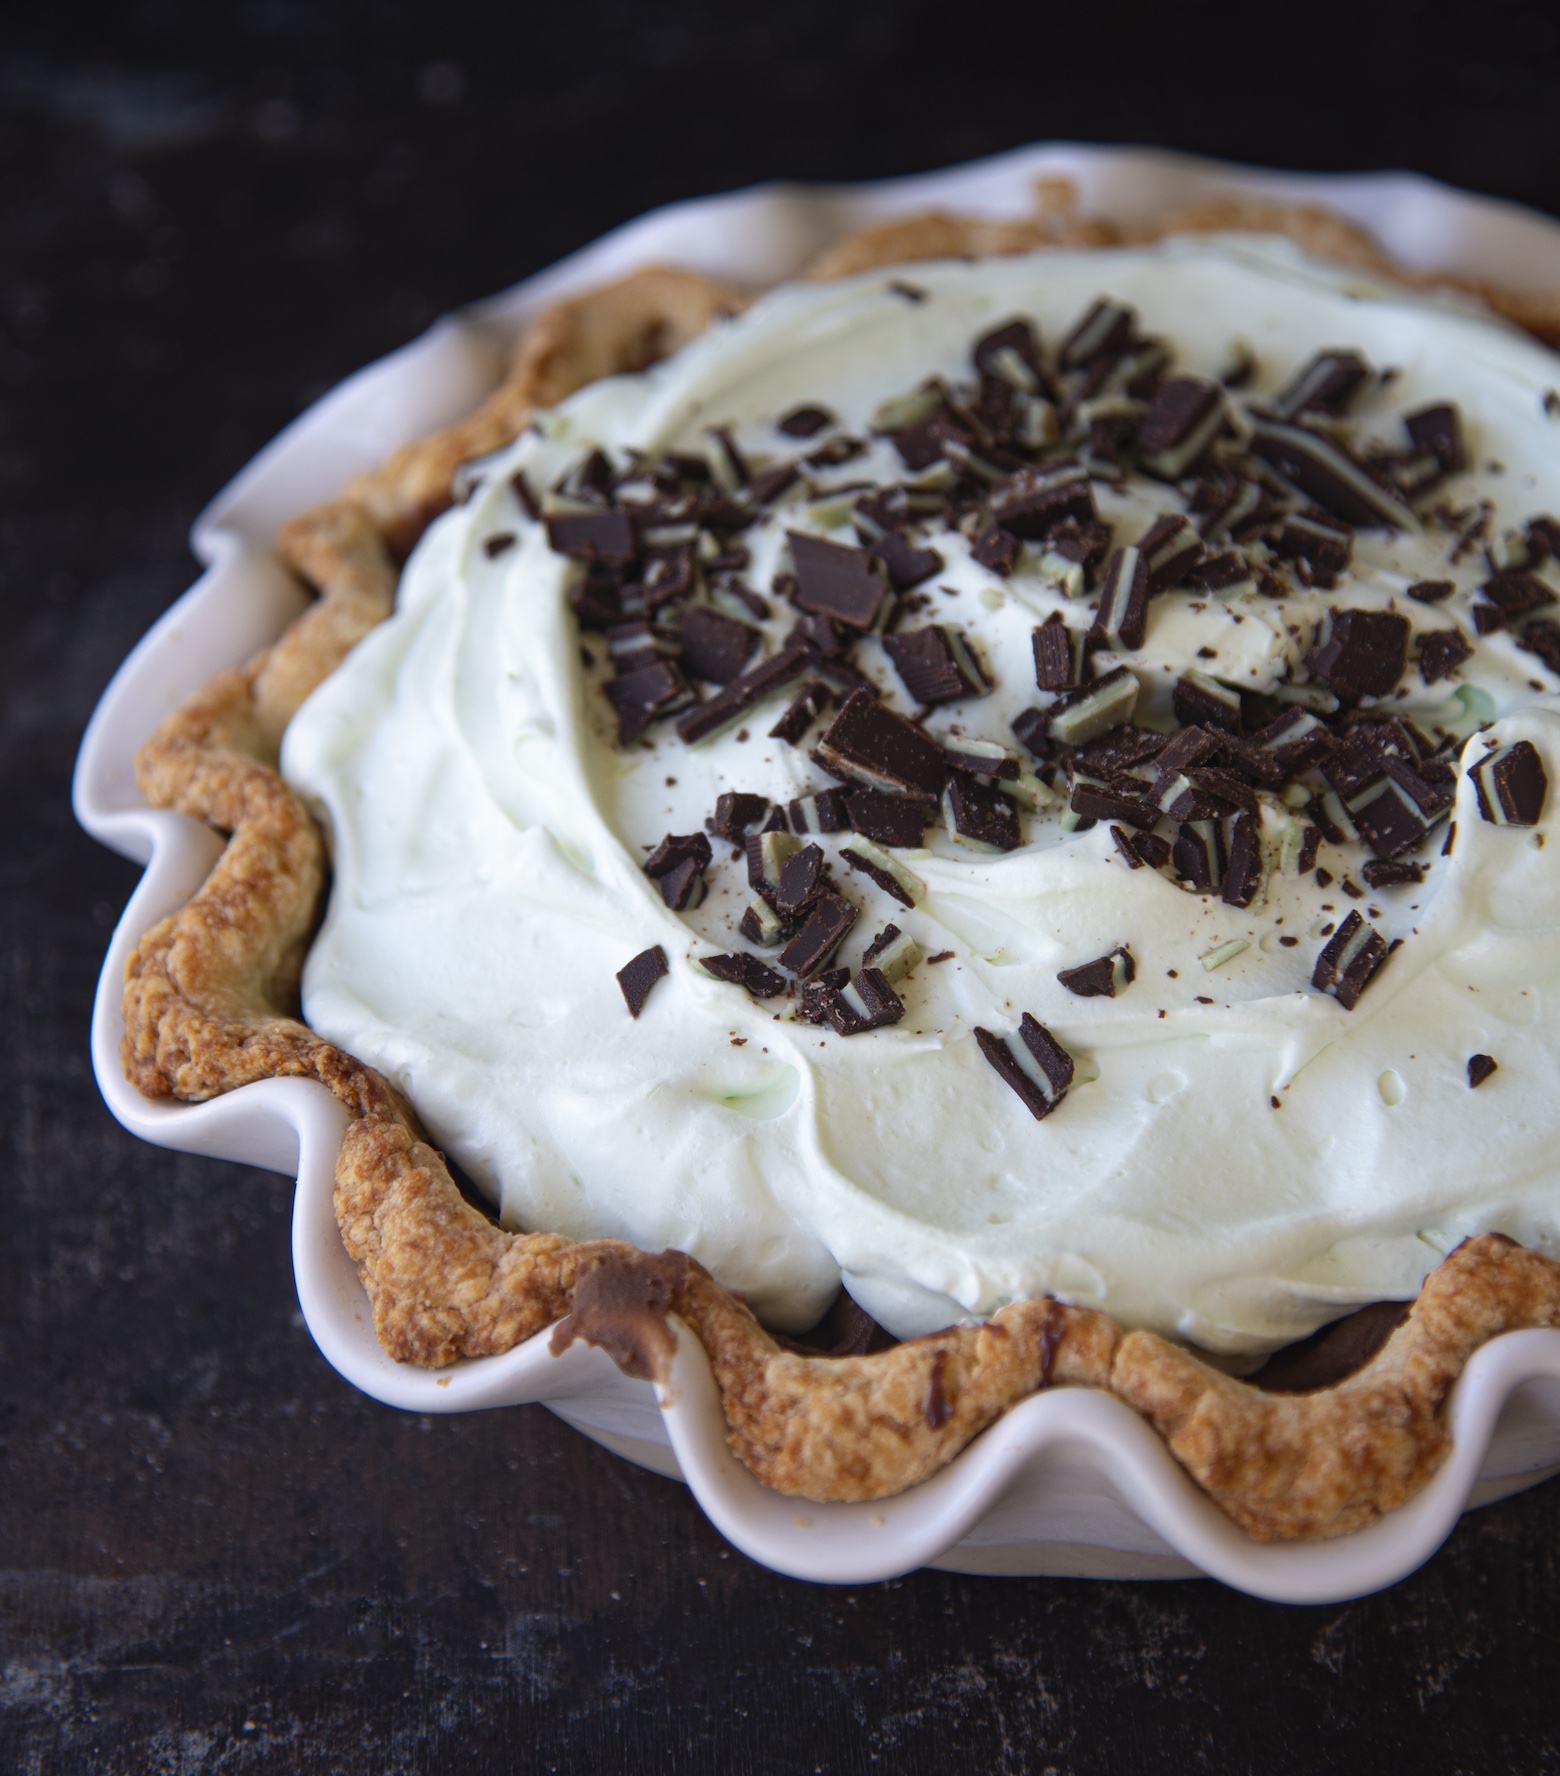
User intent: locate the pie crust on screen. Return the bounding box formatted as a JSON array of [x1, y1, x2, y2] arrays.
[[120, 182, 1560, 1542]]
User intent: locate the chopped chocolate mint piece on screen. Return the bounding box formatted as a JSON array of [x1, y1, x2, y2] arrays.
[[1045, 666, 1141, 748], [769, 681, 831, 746], [546, 508, 637, 562], [974, 1013, 1075, 1120], [1473, 739, 1549, 826], [1244, 706, 1335, 781], [645, 830, 711, 878], [1111, 825, 1144, 867], [1273, 349, 1372, 419], [1417, 627, 1474, 685], [511, 469, 542, 519], [862, 923, 922, 982], [1220, 812, 1262, 907], [617, 945, 669, 1018], [1249, 419, 1415, 531], [1478, 570, 1557, 624], [989, 461, 1096, 539], [815, 688, 947, 798], [788, 788, 850, 835], [746, 828, 801, 894], [605, 660, 694, 744], [698, 951, 788, 998], [483, 531, 516, 559], [739, 898, 785, 947], [1468, 1053, 1498, 1088], [1032, 614, 1083, 691], [745, 462, 801, 508], [1138, 512, 1203, 591], [1154, 725, 1221, 776], [1306, 609, 1410, 701], [1058, 945, 1136, 999], [1131, 829, 1172, 869], [1137, 377, 1226, 479], [1362, 858, 1423, 888], [971, 524, 1021, 576], [773, 844, 828, 917], [786, 531, 894, 632], [974, 317, 1045, 388], [777, 404, 835, 438], [1274, 513, 1353, 587], [884, 624, 989, 705], [873, 531, 942, 592], [1043, 516, 1114, 583], [787, 609, 848, 660], [657, 855, 706, 911], [803, 434, 866, 470], [822, 966, 905, 1036], [1172, 671, 1243, 734], [944, 774, 1022, 851], [841, 838, 923, 907], [706, 791, 771, 847], [676, 643, 810, 745], [1089, 546, 1152, 651], [1350, 758, 1450, 859], [1520, 618, 1560, 675], [1405, 403, 1465, 474], [1312, 909, 1388, 1009], [1173, 819, 1224, 892], [841, 788, 929, 849], [642, 545, 695, 607], [1408, 579, 1455, 605], [1060, 298, 1135, 369], [942, 738, 1020, 780], [679, 605, 761, 685], [777, 891, 858, 977], [1070, 773, 1157, 830]]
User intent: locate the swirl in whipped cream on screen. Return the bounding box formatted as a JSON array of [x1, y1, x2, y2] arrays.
[[282, 237, 1560, 1350]]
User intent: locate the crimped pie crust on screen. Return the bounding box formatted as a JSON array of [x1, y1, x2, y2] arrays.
[[121, 181, 1560, 1541]]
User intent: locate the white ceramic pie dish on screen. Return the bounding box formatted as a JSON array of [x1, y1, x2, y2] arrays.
[[75, 141, 1560, 1600]]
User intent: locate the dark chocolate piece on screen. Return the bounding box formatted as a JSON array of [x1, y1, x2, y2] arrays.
[[883, 625, 989, 705], [644, 831, 712, 906], [788, 788, 850, 836], [1218, 813, 1260, 908], [739, 899, 785, 947], [1274, 512, 1353, 587], [1520, 618, 1560, 675], [873, 531, 942, 592], [971, 524, 1021, 576], [706, 791, 770, 846], [545, 508, 637, 562], [974, 317, 1045, 388], [1057, 946, 1135, 999], [604, 660, 694, 744], [844, 788, 931, 848], [1172, 671, 1243, 734], [1137, 376, 1225, 479], [1417, 627, 1474, 685], [822, 966, 905, 1036], [1173, 819, 1224, 892], [943, 775, 1021, 852], [616, 946, 669, 1018], [1362, 858, 1423, 888], [1407, 579, 1455, 604], [815, 688, 947, 798], [1089, 545, 1152, 651], [1473, 740, 1549, 826], [1468, 1053, 1498, 1089], [745, 462, 801, 508], [1131, 829, 1172, 869], [1032, 614, 1082, 691], [841, 843, 917, 908], [698, 952, 788, 999], [769, 681, 831, 745], [974, 1013, 1075, 1120], [484, 531, 516, 558], [1272, 350, 1371, 419], [1306, 609, 1410, 701], [1070, 773, 1157, 831], [1248, 419, 1414, 530], [1041, 666, 1141, 748], [1111, 824, 1144, 868], [676, 644, 810, 745], [1059, 299, 1135, 369], [941, 738, 1020, 780], [1405, 403, 1465, 474], [777, 891, 858, 978], [988, 461, 1096, 539], [1251, 1300, 1410, 1394], [773, 843, 828, 917], [777, 404, 836, 438], [787, 531, 894, 632], [678, 605, 761, 685], [746, 828, 801, 894], [1138, 512, 1203, 591], [1351, 758, 1450, 859], [1312, 909, 1388, 1009], [1244, 706, 1334, 780], [1477, 570, 1557, 625]]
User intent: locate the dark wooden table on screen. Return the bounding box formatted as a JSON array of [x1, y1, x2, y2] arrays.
[[6, 3, 1560, 1769]]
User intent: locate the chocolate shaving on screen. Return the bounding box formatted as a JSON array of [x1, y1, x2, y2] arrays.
[[1468, 1053, 1498, 1088]]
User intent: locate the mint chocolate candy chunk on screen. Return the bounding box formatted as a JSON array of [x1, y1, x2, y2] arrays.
[[974, 1014, 1075, 1121], [1473, 740, 1549, 826]]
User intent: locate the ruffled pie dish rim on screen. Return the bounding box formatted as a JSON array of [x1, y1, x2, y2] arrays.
[[75, 142, 1560, 1597]]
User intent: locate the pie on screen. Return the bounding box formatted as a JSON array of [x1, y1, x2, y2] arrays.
[[119, 178, 1560, 1542]]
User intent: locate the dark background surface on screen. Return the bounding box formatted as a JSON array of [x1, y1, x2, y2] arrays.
[[5, 1, 1560, 1769]]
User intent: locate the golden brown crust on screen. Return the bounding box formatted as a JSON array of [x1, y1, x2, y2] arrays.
[[119, 192, 1560, 1535]]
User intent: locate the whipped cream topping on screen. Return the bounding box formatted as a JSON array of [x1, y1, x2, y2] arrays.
[[282, 238, 1560, 1350]]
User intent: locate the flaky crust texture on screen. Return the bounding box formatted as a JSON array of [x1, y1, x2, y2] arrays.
[[120, 197, 1560, 1537]]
